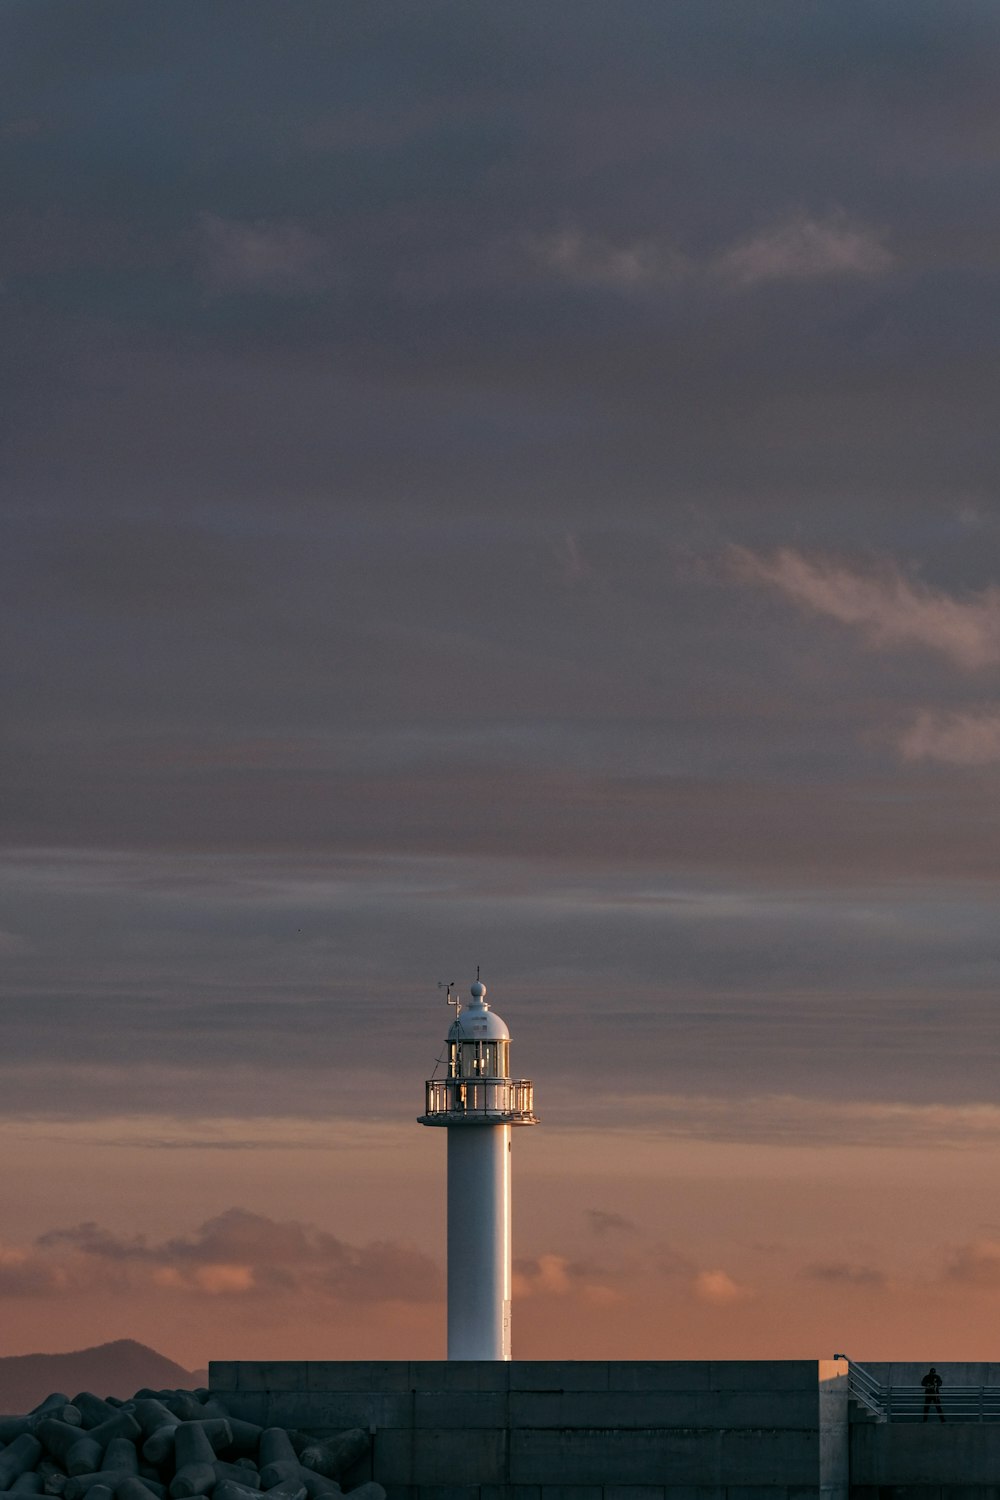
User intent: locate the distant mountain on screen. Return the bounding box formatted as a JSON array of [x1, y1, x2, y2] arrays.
[[0, 1339, 208, 1414]]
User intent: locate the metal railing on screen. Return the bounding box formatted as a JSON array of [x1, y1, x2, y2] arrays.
[[419, 1077, 537, 1123], [846, 1361, 1000, 1422], [885, 1385, 1000, 1422], [846, 1361, 885, 1420]]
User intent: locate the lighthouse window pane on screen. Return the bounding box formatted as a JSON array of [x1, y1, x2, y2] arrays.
[[455, 1039, 511, 1077], [481, 1041, 507, 1077], [459, 1042, 479, 1076]]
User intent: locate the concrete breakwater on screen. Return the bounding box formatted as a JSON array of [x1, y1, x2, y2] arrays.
[[11, 1359, 998, 1500], [210, 1361, 848, 1500]]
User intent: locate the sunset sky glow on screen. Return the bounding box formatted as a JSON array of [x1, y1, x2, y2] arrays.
[[6, 0, 1000, 1369]]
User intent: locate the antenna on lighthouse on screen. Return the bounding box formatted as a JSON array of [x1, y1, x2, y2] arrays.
[[439, 979, 459, 1018]]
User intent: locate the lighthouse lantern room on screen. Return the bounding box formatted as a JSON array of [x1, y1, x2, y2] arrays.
[[418, 977, 538, 1360]]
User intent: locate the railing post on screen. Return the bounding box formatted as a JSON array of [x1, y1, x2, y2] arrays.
[[980, 1385, 984, 1423]]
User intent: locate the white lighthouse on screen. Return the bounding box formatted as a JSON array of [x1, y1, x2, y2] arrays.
[[418, 976, 538, 1360]]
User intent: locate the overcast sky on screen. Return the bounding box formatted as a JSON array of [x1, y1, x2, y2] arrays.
[[5, 0, 1000, 1368]]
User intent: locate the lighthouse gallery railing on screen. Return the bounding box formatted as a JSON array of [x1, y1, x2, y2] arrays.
[[422, 1077, 535, 1119]]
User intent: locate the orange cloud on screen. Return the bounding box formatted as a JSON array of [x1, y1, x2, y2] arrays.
[[513, 1252, 622, 1305], [513, 1252, 573, 1297], [692, 1269, 749, 1305], [187, 1264, 256, 1294]]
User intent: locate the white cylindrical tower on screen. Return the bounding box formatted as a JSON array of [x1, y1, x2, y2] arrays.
[[418, 978, 538, 1360]]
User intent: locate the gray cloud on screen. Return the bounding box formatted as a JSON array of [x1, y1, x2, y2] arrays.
[[196, 214, 336, 296], [587, 1210, 640, 1237], [529, 212, 893, 293], [525, 229, 688, 291], [802, 1262, 888, 1289], [0, 1257, 91, 1298], [718, 213, 893, 285], [4, 0, 1000, 1160], [944, 1240, 1000, 1288], [34, 1208, 442, 1302], [4, 847, 1000, 1136]]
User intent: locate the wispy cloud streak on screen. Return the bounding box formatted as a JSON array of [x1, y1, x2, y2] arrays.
[[899, 709, 1000, 765], [528, 213, 892, 292], [525, 230, 686, 289], [196, 214, 334, 295], [719, 213, 893, 285], [731, 547, 1000, 669]]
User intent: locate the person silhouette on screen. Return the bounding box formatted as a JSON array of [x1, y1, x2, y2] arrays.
[[921, 1366, 945, 1422]]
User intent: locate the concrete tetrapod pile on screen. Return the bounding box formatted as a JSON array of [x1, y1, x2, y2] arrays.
[[0, 1388, 383, 1500]]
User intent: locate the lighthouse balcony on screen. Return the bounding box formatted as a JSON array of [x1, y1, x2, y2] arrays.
[[418, 1077, 538, 1125]]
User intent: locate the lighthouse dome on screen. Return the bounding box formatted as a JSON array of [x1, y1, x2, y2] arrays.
[[448, 980, 510, 1041]]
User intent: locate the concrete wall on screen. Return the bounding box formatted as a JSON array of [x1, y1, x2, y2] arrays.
[[209, 1360, 845, 1500], [852, 1420, 1000, 1495], [817, 1361, 847, 1500]]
